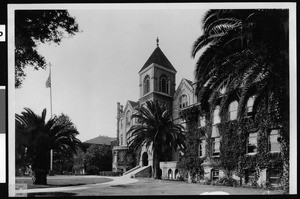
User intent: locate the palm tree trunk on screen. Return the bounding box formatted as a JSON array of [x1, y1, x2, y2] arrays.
[[152, 147, 161, 179], [32, 151, 50, 185], [33, 169, 47, 185]]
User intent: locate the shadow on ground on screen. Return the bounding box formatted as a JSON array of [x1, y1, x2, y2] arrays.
[[30, 183, 87, 189], [28, 192, 78, 197]]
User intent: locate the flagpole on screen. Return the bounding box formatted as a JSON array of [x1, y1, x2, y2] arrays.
[[49, 64, 53, 117], [49, 64, 53, 173]]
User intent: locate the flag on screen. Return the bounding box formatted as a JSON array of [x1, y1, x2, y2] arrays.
[[46, 72, 51, 88]]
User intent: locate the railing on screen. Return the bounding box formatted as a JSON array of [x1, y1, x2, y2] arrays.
[[123, 165, 141, 176]]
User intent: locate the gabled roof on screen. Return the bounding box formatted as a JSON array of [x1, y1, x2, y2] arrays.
[[128, 100, 139, 108], [184, 78, 193, 87], [84, 135, 116, 145], [139, 47, 177, 73], [173, 78, 194, 99], [122, 100, 139, 117]]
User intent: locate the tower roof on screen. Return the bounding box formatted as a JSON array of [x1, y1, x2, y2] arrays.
[[139, 46, 177, 73]]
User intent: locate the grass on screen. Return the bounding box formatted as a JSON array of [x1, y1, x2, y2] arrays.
[[65, 178, 285, 196], [15, 176, 285, 196]]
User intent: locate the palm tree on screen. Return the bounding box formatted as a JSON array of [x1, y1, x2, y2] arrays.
[[16, 108, 83, 185], [192, 9, 289, 192], [193, 9, 287, 112], [126, 100, 186, 179]]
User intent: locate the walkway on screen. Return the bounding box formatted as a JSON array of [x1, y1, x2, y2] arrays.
[[14, 176, 284, 196]]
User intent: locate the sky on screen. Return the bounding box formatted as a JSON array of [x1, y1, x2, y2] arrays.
[[12, 3, 296, 143], [14, 4, 208, 142]]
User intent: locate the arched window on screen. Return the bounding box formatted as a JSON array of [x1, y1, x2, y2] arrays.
[[213, 106, 220, 124], [143, 75, 150, 95], [247, 96, 255, 114], [126, 111, 131, 126], [159, 75, 169, 94], [179, 94, 188, 108], [229, 101, 238, 120]]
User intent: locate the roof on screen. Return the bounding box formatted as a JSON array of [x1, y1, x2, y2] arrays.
[[128, 100, 139, 108], [139, 47, 177, 73], [84, 135, 116, 145], [184, 78, 193, 87]]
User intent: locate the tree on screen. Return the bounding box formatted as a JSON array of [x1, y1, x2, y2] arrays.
[[192, 9, 289, 192], [72, 148, 86, 174], [15, 10, 79, 88], [126, 100, 186, 179], [83, 144, 112, 175], [52, 149, 74, 175], [15, 108, 83, 185]]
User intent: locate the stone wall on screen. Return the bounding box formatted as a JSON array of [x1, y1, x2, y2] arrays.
[[133, 166, 152, 178]]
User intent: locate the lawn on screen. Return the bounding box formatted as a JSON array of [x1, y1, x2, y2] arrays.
[[24, 177, 284, 196], [15, 176, 285, 196], [70, 178, 284, 196]]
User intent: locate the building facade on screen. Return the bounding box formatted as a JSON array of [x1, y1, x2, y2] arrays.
[[112, 39, 282, 187]]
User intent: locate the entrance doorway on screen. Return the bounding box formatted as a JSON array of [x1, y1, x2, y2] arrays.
[[142, 152, 148, 166], [168, 169, 173, 179]]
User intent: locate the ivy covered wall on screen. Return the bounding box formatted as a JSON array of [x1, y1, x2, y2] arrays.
[[178, 96, 286, 187]]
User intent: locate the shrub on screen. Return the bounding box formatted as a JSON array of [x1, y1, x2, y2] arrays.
[[48, 170, 55, 176], [177, 175, 185, 181], [99, 171, 123, 176], [215, 177, 239, 187], [260, 181, 284, 190], [199, 177, 211, 185], [84, 144, 112, 175]]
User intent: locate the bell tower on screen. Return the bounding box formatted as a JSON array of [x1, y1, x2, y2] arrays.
[[138, 38, 177, 106]]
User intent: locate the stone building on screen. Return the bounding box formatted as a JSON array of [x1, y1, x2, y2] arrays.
[[112, 39, 282, 187], [112, 38, 185, 178]]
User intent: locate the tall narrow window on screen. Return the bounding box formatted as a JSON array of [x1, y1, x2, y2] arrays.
[[198, 115, 206, 127], [269, 130, 280, 152], [120, 119, 123, 129], [126, 111, 131, 126], [179, 94, 188, 108], [198, 139, 205, 157], [213, 106, 220, 124], [159, 75, 169, 94], [211, 125, 220, 156], [120, 134, 123, 145], [247, 96, 255, 116], [144, 75, 150, 95], [211, 137, 220, 156], [247, 132, 258, 154], [229, 101, 238, 120]]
